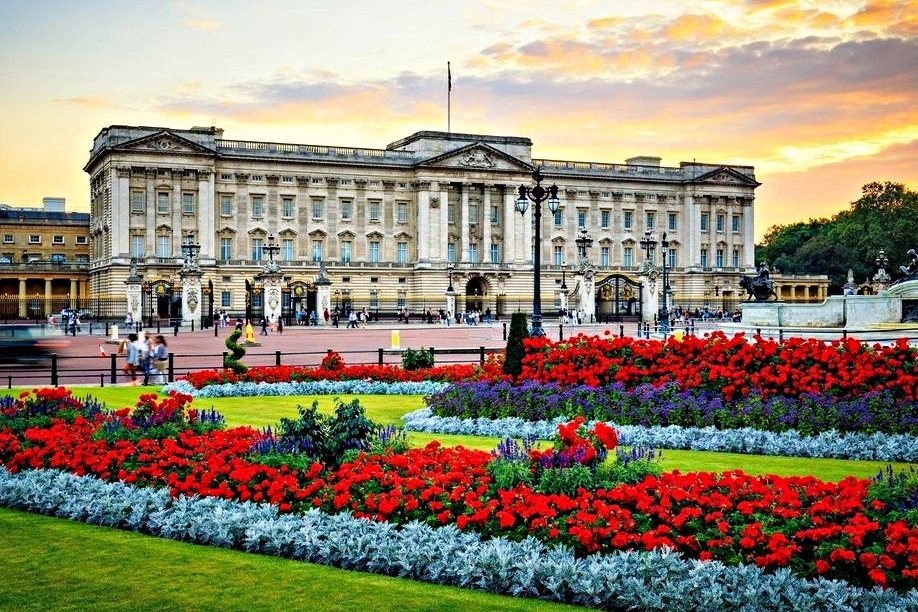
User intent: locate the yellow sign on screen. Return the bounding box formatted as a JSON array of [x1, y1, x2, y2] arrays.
[[391, 330, 400, 350]]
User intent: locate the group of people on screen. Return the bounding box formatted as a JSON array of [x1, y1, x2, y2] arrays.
[[558, 307, 587, 325], [120, 331, 169, 385]]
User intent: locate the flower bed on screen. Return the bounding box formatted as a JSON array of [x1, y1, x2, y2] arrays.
[[3, 388, 918, 596], [522, 332, 918, 402], [7, 468, 917, 611], [425, 380, 918, 436]]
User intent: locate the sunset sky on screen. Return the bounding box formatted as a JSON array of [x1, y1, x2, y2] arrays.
[[0, 0, 915, 242]]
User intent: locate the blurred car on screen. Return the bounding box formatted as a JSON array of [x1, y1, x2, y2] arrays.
[[0, 325, 70, 365]]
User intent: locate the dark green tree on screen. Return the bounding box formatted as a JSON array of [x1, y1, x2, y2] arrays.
[[503, 311, 530, 379], [223, 328, 248, 374], [757, 182, 918, 287]]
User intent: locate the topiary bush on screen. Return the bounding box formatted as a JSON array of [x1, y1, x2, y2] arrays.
[[502, 311, 529, 379], [401, 347, 434, 370], [252, 397, 377, 469], [223, 328, 248, 374]]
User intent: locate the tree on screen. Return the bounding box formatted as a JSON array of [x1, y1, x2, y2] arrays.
[[757, 182, 918, 287], [503, 311, 530, 379]]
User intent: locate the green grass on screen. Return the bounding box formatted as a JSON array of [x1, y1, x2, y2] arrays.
[[0, 508, 580, 612]]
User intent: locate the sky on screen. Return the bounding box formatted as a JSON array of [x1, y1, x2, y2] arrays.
[[0, 0, 915, 242]]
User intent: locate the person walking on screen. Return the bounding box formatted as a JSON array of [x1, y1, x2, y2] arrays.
[[260, 318, 269, 335], [122, 333, 140, 385], [151, 335, 168, 384], [139, 332, 152, 385]]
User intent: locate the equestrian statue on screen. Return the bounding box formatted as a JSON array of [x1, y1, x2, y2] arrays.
[[739, 262, 779, 301]]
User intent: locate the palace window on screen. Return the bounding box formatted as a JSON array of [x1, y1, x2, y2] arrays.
[[469, 204, 478, 224], [700, 248, 709, 267], [340, 199, 352, 221], [577, 210, 586, 228], [220, 238, 232, 260], [733, 249, 741, 267], [252, 238, 264, 261], [182, 193, 195, 215], [553, 245, 563, 266], [623, 211, 633, 230], [156, 235, 170, 258], [312, 240, 323, 262], [732, 214, 741, 233], [28, 235, 41, 244], [340, 240, 352, 263], [312, 199, 324, 220], [157, 192, 169, 214], [490, 205, 499, 224], [221, 291, 231, 308], [490, 243, 499, 264], [369, 241, 380, 263], [716, 214, 725, 233], [623, 246, 633, 267], [716, 248, 725, 267], [3, 234, 12, 244], [131, 190, 145, 213], [251, 196, 264, 218], [600, 210, 610, 229], [396, 241, 408, 264], [601, 246, 610, 267], [397, 201, 408, 223], [368, 200, 380, 222], [554, 209, 563, 227], [646, 212, 655, 231], [447, 242, 456, 263], [282, 239, 294, 261], [282, 197, 295, 219], [52, 235, 64, 245], [75, 236, 88, 245], [220, 195, 233, 216], [668, 213, 678, 231], [130, 235, 145, 258]]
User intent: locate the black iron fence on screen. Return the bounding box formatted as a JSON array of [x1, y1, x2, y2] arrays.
[[0, 345, 501, 389]]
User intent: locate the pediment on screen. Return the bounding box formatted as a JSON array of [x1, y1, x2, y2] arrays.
[[418, 143, 531, 172], [694, 167, 760, 186], [118, 130, 215, 156]]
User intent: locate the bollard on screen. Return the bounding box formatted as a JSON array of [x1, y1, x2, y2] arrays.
[[559, 323, 564, 342], [222, 351, 228, 368], [428, 346, 436, 366], [502, 322, 508, 341], [50, 354, 58, 386], [191, 320, 195, 332], [167, 353, 174, 383], [214, 322, 219, 337], [110, 354, 118, 385], [100, 373, 105, 388], [620, 324, 624, 338], [479, 346, 485, 365], [275, 350, 281, 367], [378, 348, 384, 365], [157, 320, 162, 334]]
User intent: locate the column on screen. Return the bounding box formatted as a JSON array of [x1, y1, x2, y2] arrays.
[[44, 278, 52, 316], [460, 183, 470, 263], [115, 167, 131, 259], [743, 197, 756, 269], [440, 183, 450, 263], [482, 184, 492, 265], [417, 181, 430, 264], [198, 169, 215, 261], [503, 189, 517, 264], [18, 278, 26, 318], [172, 170, 183, 256]]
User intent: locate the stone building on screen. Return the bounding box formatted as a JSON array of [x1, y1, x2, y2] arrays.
[[84, 125, 761, 324], [0, 203, 90, 320]]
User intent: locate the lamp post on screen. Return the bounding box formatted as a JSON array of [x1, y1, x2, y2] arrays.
[[660, 232, 670, 337], [181, 233, 201, 265], [575, 227, 593, 264], [445, 263, 456, 319], [516, 167, 561, 337], [263, 233, 280, 265], [639, 230, 656, 265], [333, 289, 340, 313]]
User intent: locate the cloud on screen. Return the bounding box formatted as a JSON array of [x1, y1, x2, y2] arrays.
[[184, 20, 220, 30], [52, 96, 111, 109]]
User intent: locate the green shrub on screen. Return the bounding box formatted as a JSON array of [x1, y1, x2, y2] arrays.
[[223, 329, 248, 374], [402, 347, 434, 370], [502, 311, 530, 379]]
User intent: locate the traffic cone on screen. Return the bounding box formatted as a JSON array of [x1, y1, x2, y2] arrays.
[[98, 343, 109, 357]]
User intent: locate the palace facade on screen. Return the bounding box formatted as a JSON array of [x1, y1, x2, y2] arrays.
[[84, 125, 772, 323]]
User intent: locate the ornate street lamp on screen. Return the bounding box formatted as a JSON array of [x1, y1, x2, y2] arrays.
[[575, 227, 593, 264], [560, 264, 568, 292], [446, 263, 456, 296], [181, 233, 201, 266], [516, 167, 561, 337], [660, 232, 670, 337], [639, 230, 656, 265]]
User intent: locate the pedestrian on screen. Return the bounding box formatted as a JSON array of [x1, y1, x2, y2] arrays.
[[295, 310, 302, 326], [277, 318, 283, 333], [260, 318, 268, 335], [309, 311, 318, 326], [332, 311, 340, 328], [151, 335, 168, 384], [323, 308, 330, 322], [122, 333, 140, 385], [139, 332, 152, 385], [348, 310, 358, 329], [485, 307, 492, 325], [235, 317, 243, 331]]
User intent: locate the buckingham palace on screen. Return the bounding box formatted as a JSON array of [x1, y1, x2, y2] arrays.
[[84, 124, 763, 325]]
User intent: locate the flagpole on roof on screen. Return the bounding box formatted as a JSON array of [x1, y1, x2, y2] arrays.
[[447, 61, 451, 134]]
